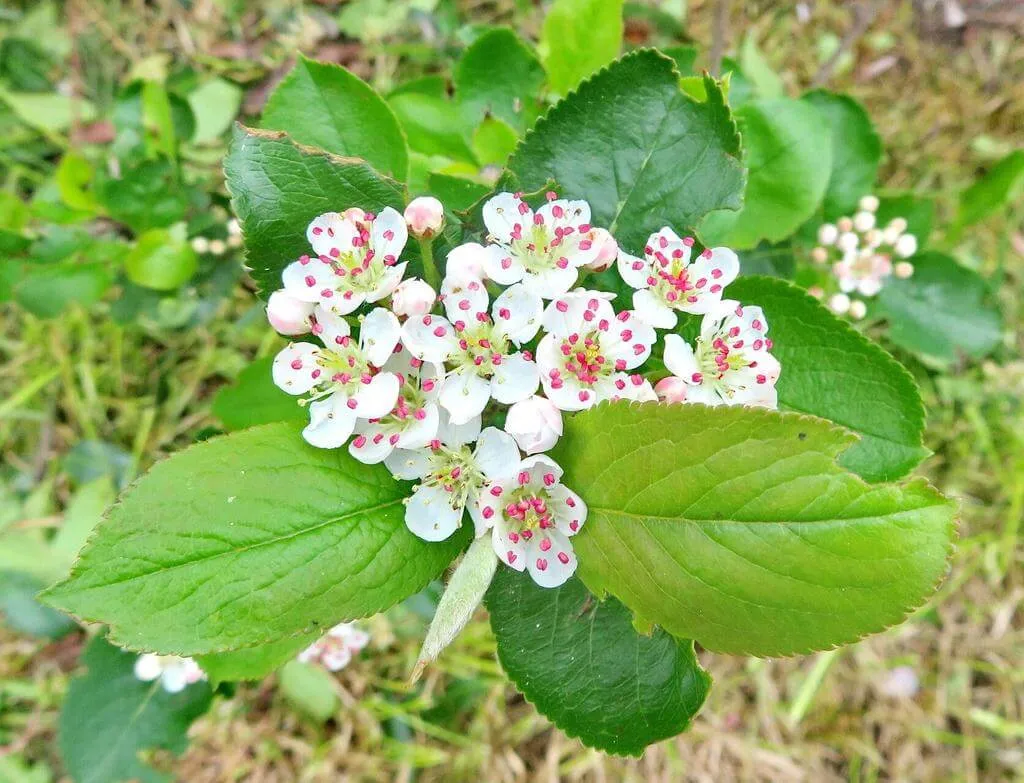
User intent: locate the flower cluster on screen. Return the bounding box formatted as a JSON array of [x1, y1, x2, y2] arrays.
[[810, 195, 917, 319], [264, 193, 780, 588], [134, 654, 206, 693], [298, 622, 370, 671]]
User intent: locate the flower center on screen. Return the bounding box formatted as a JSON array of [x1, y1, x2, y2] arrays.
[[423, 446, 485, 510], [301, 337, 373, 403], [451, 321, 509, 378], [647, 248, 723, 307]]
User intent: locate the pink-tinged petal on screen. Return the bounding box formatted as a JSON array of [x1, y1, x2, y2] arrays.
[[490, 352, 540, 405], [320, 647, 352, 672], [354, 372, 400, 419], [348, 422, 395, 464], [548, 485, 587, 537], [493, 283, 543, 344], [360, 307, 401, 366], [518, 454, 564, 489], [482, 242, 526, 285], [401, 313, 457, 363], [445, 242, 489, 283], [302, 393, 358, 448], [311, 305, 350, 347], [525, 530, 576, 588], [272, 342, 320, 395], [282, 256, 335, 303], [492, 522, 527, 571], [266, 290, 314, 335], [483, 192, 529, 244], [370, 206, 409, 262], [437, 409, 481, 447], [396, 402, 440, 449], [441, 275, 489, 322], [307, 212, 359, 259], [541, 289, 615, 338], [522, 263, 578, 300], [405, 485, 462, 542], [617, 250, 652, 289], [439, 369, 491, 425], [631, 289, 677, 330], [385, 447, 432, 479], [662, 334, 700, 381], [365, 262, 409, 303], [473, 427, 521, 481]]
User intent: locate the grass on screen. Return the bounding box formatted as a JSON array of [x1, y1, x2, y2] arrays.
[[1, 1, 1023, 780]]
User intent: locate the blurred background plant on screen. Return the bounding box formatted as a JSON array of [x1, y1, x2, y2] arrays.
[[1, 0, 1022, 780]]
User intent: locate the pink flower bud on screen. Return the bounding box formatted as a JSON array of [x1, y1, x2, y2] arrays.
[[266, 289, 314, 335], [404, 196, 445, 239], [391, 278, 436, 318], [504, 396, 563, 454], [583, 228, 618, 271], [655, 376, 689, 404], [445, 242, 488, 283]]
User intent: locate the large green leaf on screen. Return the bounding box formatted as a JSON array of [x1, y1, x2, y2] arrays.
[[261, 55, 408, 180], [701, 98, 832, 249], [555, 401, 955, 657], [802, 90, 882, 220], [729, 276, 927, 481], [224, 125, 406, 296], [874, 251, 1002, 365], [42, 423, 467, 655], [198, 631, 318, 683], [212, 356, 306, 431], [455, 27, 545, 133], [957, 149, 1024, 228], [58, 636, 212, 783], [540, 0, 623, 95], [506, 50, 744, 255], [486, 569, 709, 756]]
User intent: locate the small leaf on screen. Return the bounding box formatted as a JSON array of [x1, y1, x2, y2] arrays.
[[876, 193, 934, 246], [42, 423, 467, 655], [426, 173, 490, 212], [738, 34, 784, 99], [224, 125, 406, 296], [555, 401, 956, 657], [124, 229, 198, 291], [262, 56, 408, 181], [455, 27, 545, 133], [388, 92, 477, 163], [278, 660, 339, 722], [957, 149, 1024, 228], [0, 571, 76, 639], [729, 276, 927, 481], [212, 357, 307, 431], [58, 636, 212, 783], [540, 0, 624, 95], [874, 251, 1002, 365], [14, 261, 113, 318], [701, 98, 832, 249], [51, 477, 116, 569], [486, 569, 709, 756], [187, 77, 243, 144], [737, 241, 795, 279], [198, 632, 318, 683]]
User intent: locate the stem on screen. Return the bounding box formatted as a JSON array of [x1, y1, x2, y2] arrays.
[[419, 236, 441, 290]]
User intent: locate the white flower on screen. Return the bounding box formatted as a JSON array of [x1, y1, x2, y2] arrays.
[[404, 196, 445, 239], [849, 299, 867, 320], [134, 654, 205, 693], [836, 231, 859, 253], [401, 280, 542, 425], [391, 278, 436, 317], [616, 226, 739, 329], [266, 289, 315, 335], [833, 247, 892, 297], [661, 300, 780, 408], [273, 306, 402, 449], [894, 261, 915, 279], [190, 236, 210, 254], [895, 233, 918, 258], [445, 242, 488, 283], [582, 227, 619, 272], [859, 194, 880, 213], [279, 207, 409, 316], [387, 423, 520, 542], [481, 192, 600, 299], [349, 346, 443, 464], [535, 289, 657, 411], [853, 210, 876, 232], [476, 455, 586, 588], [504, 395, 563, 454], [298, 622, 370, 672], [829, 292, 851, 314], [817, 223, 838, 246]]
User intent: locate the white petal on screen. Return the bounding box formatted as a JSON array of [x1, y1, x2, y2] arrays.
[[307, 212, 358, 259], [445, 242, 489, 283], [437, 409, 481, 447], [483, 192, 529, 244], [396, 402, 440, 449], [617, 250, 652, 289], [354, 372, 400, 419], [525, 530, 576, 588], [518, 454, 564, 489], [645, 226, 692, 269], [441, 275, 489, 322], [683, 248, 739, 313], [303, 393, 359, 448], [632, 289, 677, 329], [492, 283, 543, 344], [473, 427, 521, 481], [467, 491, 490, 538], [401, 314, 457, 363], [540, 372, 590, 412], [492, 522, 527, 572], [360, 307, 402, 366], [385, 447, 433, 479], [549, 485, 587, 536], [349, 423, 396, 464], [282, 256, 335, 303], [482, 242, 526, 285], [663, 334, 700, 381], [161, 667, 189, 693], [405, 485, 463, 542], [541, 289, 614, 338], [604, 310, 657, 370], [371, 206, 408, 264], [439, 369, 491, 425], [490, 353, 540, 405], [364, 262, 408, 303], [522, 264, 578, 300], [133, 654, 162, 682], [311, 305, 350, 348], [272, 342, 321, 395]]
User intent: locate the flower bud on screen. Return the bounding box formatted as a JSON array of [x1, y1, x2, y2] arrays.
[[504, 395, 563, 454], [895, 233, 917, 258], [829, 293, 851, 315], [853, 210, 876, 232], [445, 242, 488, 283], [817, 223, 838, 246], [864, 228, 882, 248], [190, 236, 209, 254], [391, 278, 436, 317], [404, 196, 445, 239], [227, 218, 241, 236], [837, 232, 859, 252], [807, 285, 825, 300], [888, 217, 908, 234], [654, 376, 688, 404], [848, 299, 867, 320], [894, 261, 915, 279], [208, 238, 227, 256], [858, 194, 879, 213], [266, 289, 314, 335], [811, 246, 829, 264], [583, 227, 618, 271], [837, 216, 854, 233]]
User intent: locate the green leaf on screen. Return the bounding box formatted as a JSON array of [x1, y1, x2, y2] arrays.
[[261, 56, 408, 180], [98, 159, 191, 233], [225, 125, 406, 297], [187, 77, 243, 144], [486, 569, 709, 756], [55, 153, 100, 214], [540, 0, 624, 95], [42, 423, 467, 655], [388, 92, 476, 163], [729, 276, 928, 481], [198, 632, 318, 683], [471, 117, 518, 166], [0, 571, 76, 639], [701, 98, 832, 249], [875, 193, 934, 247], [14, 262, 113, 318], [212, 357, 307, 431], [426, 173, 489, 212], [507, 51, 744, 256], [957, 149, 1024, 227], [58, 636, 213, 783], [555, 401, 955, 657], [874, 251, 1002, 365], [738, 34, 784, 99], [278, 660, 339, 721], [0, 88, 96, 133], [124, 229, 198, 291], [737, 241, 795, 279], [802, 91, 882, 220], [455, 27, 545, 133], [51, 477, 116, 569]]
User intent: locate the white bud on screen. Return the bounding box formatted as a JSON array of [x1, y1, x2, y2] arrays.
[[266, 289, 314, 335], [853, 211, 876, 232], [391, 278, 436, 317], [227, 218, 242, 236], [208, 238, 227, 256], [817, 223, 838, 246], [829, 293, 851, 315], [811, 246, 829, 264], [858, 194, 879, 213], [848, 299, 867, 320], [894, 261, 915, 279], [882, 225, 902, 245], [226, 233, 243, 249], [888, 217, 908, 234], [445, 242, 488, 283], [504, 395, 563, 454], [583, 227, 618, 271], [190, 236, 210, 254], [807, 286, 825, 300], [895, 233, 917, 258], [864, 228, 882, 248], [837, 232, 859, 252], [654, 376, 688, 404], [404, 196, 445, 239], [837, 216, 854, 233]]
